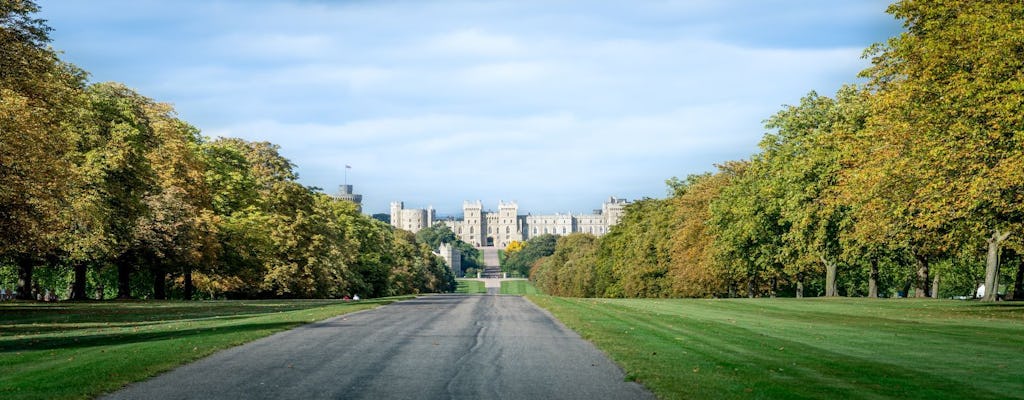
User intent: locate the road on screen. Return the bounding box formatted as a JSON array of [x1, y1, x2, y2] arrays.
[[102, 294, 653, 400]]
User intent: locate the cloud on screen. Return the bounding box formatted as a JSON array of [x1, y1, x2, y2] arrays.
[[41, 0, 901, 214]]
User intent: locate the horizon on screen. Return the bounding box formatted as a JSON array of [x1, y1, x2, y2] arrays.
[[39, 0, 902, 215]]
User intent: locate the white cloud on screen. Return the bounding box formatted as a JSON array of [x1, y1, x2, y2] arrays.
[[42, 0, 901, 214]]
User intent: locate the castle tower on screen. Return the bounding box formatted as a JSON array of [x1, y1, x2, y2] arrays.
[[602, 196, 629, 227], [335, 185, 363, 211], [497, 200, 522, 248], [389, 201, 404, 229], [463, 200, 483, 246]]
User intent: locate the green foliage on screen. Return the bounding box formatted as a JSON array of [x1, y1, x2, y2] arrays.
[[413, 222, 479, 274], [531, 233, 600, 297], [414, 222, 457, 249], [505, 234, 557, 277]]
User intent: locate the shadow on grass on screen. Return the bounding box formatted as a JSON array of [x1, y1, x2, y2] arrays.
[[0, 321, 301, 353]]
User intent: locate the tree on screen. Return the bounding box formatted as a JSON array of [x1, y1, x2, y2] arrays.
[[414, 223, 457, 250], [709, 160, 786, 298], [668, 170, 735, 297], [760, 88, 869, 297], [80, 83, 162, 299], [1, 0, 87, 299], [508, 234, 557, 277], [531, 233, 600, 297], [858, 1, 1024, 300], [600, 198, 678, 297]]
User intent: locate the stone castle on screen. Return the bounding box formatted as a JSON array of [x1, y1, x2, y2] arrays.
[[390, 197, 630, 248]]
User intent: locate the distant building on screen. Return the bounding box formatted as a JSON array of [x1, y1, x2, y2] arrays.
[[390, 197, 630, 248], [390, 201, 435, 232], [435, 242, 462, 276], [334, 185, 363, 211]]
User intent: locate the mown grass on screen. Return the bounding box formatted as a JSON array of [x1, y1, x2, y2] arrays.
[[528, 296, 1024, 400], [455, 279, 486, 294], [0, 297, 409, 400], [500, 280, 540, 295]]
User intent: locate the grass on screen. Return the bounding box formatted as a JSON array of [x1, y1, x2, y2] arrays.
[[527, 296, 1024, 400], [455, 279, 486, 294], [0, 297, 408, 400], [500, 280, 540, 295]]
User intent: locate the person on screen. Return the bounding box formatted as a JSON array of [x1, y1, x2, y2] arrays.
[[0, 287, 7, 301], [353, 294, 360, 301], [343, 295, 351, 301]]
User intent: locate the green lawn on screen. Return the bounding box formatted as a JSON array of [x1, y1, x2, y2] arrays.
[[455, 279, 486, 294], [0, 298, 407, 400], [528, 296, 1024, 400], [500, 280, 540, 295]]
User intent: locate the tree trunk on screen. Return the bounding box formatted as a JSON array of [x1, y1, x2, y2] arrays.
[[822, 256, 837, 297], [796, 273, 804, 298], [152, 264, 166, 300], [868, 259, 879, 298], [116, 254, 133, 299], [931, 274, 940, 298], [184, 265, 194, 301], [69, 262, 88, 300], [915, 255, 930, 298], [15, 256, 34, 300], [982, 229, 1011, 302], [747, 274, 757, 298], [770, 276, 778, 299], [1010, 249, 1023, 301]]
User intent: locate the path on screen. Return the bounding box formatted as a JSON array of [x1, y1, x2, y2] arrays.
[[102, 295, 652, 400]]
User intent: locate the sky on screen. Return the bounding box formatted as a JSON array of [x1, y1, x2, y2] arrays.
[[38, 0, 902, 216]]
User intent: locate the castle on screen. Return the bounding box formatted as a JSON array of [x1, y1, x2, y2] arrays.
[[390, 197, 630, 248]]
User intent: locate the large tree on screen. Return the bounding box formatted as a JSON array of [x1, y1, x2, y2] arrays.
[[1, 0, 87, 299], [759, 87, 869, 297], [858, 1, 1024, 300], [668, 168, 736, 298]]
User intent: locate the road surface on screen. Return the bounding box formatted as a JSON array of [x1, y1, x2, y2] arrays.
[[102, 294, 653, 400]]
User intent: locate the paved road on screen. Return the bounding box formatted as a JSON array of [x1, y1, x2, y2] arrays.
[[481, 246, 500, 267], [103, 295, 653, 400]]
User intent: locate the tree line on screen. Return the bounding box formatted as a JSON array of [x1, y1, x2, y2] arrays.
[[532, 1, 1023, 301], [1, 1, 455, 300]]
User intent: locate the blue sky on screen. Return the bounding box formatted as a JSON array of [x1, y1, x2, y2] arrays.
[[39, 1, 902, 215]]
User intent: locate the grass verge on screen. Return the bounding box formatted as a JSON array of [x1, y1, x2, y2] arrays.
[[0, 297, 408, 400], [500, 280, 540, 295], [527, 296, 1024, 400], [455, 279, 486, 294]]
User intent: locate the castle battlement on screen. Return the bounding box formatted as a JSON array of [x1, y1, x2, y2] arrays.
[[392, 197, 630, 248]]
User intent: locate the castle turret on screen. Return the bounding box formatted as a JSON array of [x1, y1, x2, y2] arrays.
[[389, 201, 403, 229]]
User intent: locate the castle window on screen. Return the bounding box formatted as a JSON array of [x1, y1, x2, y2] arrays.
[[506, 226, 510, 234]]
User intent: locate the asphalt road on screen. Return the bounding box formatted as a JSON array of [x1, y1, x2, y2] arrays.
[[102, 294, 653, 400]]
